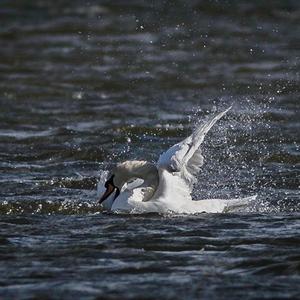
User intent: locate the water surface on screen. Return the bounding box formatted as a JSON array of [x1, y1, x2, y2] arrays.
[[0, 1, 299, 299]]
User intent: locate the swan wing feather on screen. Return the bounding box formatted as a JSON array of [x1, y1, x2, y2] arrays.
[[157, 107, 231, 184]]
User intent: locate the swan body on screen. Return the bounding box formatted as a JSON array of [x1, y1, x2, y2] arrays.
[[98, 108, 256, 213]]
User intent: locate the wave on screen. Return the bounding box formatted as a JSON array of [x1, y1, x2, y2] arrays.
[[0, 199, 102, 215], [0, 195, 299, 215]]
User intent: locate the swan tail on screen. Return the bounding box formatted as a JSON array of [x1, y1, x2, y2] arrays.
[[223, 195, 257, 212], [189, 195, 257, 214]]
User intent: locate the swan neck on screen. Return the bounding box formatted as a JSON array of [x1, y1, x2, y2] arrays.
[[113, 161, 159, 199]]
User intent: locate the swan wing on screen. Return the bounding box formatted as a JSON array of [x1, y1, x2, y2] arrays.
[[157, 107, 231, 184]]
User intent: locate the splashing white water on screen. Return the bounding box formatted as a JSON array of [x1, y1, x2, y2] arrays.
[[97, 109, 258, 214]]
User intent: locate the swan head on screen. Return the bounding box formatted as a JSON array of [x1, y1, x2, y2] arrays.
[[98, 161, 159, 205], [98, 175, 120, 204]]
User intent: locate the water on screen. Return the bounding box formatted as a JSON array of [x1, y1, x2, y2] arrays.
[[0, 1, 299, 299]]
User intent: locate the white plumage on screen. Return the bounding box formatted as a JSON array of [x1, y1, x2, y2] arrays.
[[97, 108, 256, 213]]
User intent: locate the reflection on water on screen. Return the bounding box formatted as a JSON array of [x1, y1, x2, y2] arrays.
[[0, 1, 299, 299]]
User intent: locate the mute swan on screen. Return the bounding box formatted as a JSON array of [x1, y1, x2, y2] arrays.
[[97, 107, 256, 213]]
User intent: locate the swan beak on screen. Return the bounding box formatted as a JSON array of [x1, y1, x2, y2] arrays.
[[99, 183, 115, 204]]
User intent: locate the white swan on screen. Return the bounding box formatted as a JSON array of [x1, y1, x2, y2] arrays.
[[97, 107, 256, 213]]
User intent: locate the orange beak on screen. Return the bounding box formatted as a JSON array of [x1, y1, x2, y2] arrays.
[[99, 183, 115, 204]]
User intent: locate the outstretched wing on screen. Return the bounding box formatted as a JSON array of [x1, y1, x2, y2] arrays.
[[157, 107, 231, 185]]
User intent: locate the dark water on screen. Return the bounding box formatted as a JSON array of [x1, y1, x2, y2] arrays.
[[0, 1, 299, 299]]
